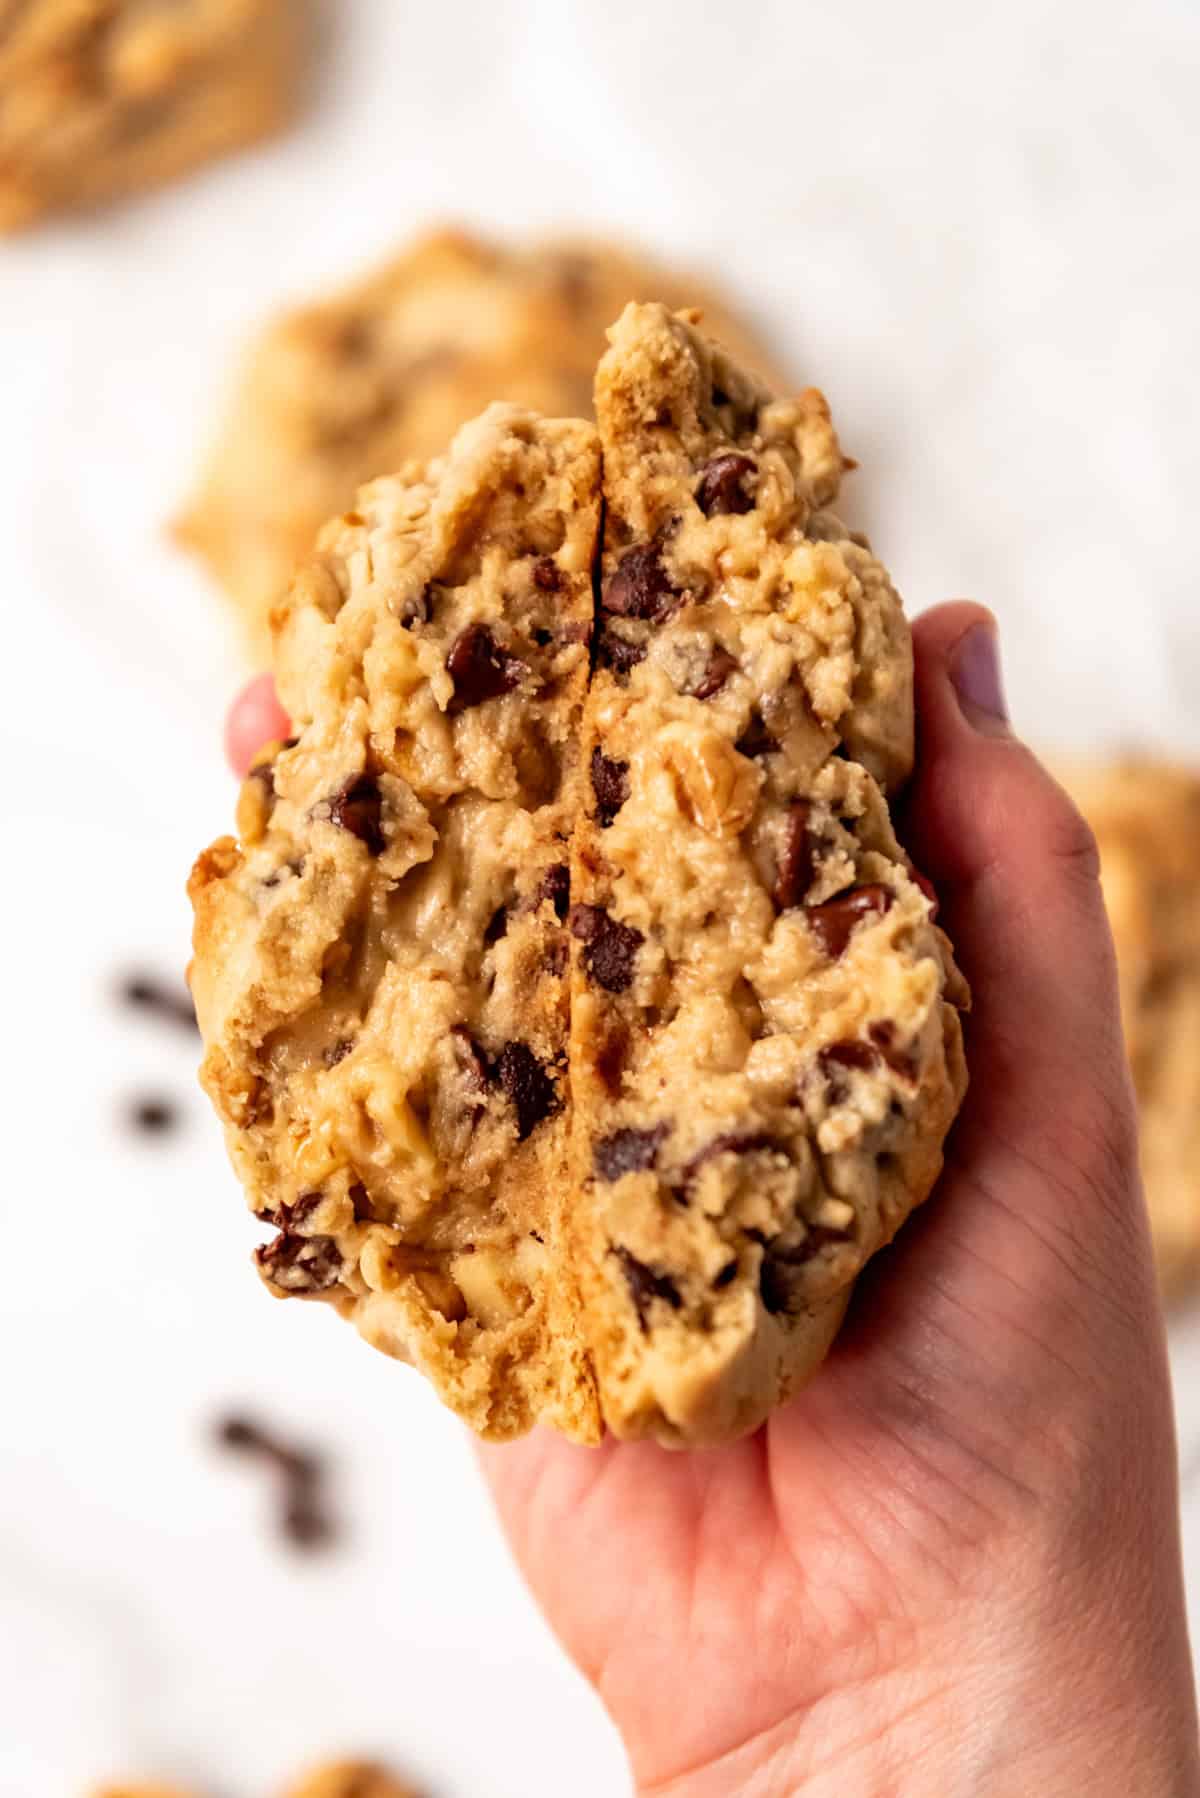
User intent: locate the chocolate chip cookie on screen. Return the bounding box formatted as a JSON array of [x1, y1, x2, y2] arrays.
[[190, 312, 968, 1445], [0, 0, 297, 233], [190, 404, 604, 1443], [567, 304, 968, 1441], [1060, 758, 1200, 1294], [174, 228, 790, 658]]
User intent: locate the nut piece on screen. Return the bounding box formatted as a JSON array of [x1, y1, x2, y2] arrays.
[[663, 725, 761, 835]]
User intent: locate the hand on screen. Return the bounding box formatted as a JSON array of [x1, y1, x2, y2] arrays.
[[227, 609, 1199, 1797]]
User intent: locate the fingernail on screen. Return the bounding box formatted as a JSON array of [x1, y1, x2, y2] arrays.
[[951, 623, 1009, 734]]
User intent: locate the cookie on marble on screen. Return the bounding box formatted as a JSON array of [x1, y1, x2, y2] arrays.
[[174, 228, 789, 658], [189, 404, 604, 1443], [0, 0, 298, 233], [1060, 759, 1200, 1294], [565, 303, 969, 1442]]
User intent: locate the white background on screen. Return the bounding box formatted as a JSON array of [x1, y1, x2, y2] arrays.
[[2, 2, 1199, 1792]]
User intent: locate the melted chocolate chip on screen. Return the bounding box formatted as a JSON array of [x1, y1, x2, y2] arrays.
[[712, 1260, 739, 1289], [214, 1411, 336, 1554], [595, 622, 648, 674], [601, 543, 677, 622], [820, 1039, 879, 1074], [869, 1019, 919, 1079], [594, 1124, 668, 1183], [772, 801, 819, 910], [117, 973, 198, 1034], [255, 1231, 342, 1293], [684, 1131, 776, 1183], [735, 711, 779, 759], [569, 904, 643, 993], [537, 863, 570, 920], [532, 556, 561, 592], [328, 776, 385, 855], [695, 452, 757, 517], [278, 1191, 323, 1231], [446, 624, 527, 710], [711, 384, 731, 407], [594, 1022, 629, 1094], [349, 1182, 378, 1223], [690, 646, 739, 700], [484, 904, 509, 944], [612, 1245, 682, 1331], [497, 1042, 559, 1140], [806, 885, 892, 957], [591, 747, 630, 827], [759, 1229, 851, 1315]]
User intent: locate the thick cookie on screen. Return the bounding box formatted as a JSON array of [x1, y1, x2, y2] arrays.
[[0, 0, 297, 232], [568, 304, 968, 1442], [1060, 759, 1200, 1294], [174, 228, 789, 657], [189, 405, 603, 1443]]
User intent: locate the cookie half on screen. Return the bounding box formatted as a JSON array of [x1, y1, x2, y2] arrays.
[[190, 405, 603, 1442], [567, 304, 969, 1443]]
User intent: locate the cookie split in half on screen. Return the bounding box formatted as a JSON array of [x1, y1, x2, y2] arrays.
[[190, 305, 968, 1446]]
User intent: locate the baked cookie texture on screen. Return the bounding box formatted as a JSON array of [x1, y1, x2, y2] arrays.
[[568, 305, 968, 1441], [1060, 759, 1200, 1294], [0, 0, 297, 233], [175, 228, 790, 659], [190, 404, 604, 1443], [190, 308, 968, 1447]]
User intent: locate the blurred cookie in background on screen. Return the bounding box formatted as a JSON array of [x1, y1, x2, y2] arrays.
[[0, 0, 300, 233], [92, 1758, 420, 1798], [1062, 759, 1200, 1294], [174, 226, 791, 658]]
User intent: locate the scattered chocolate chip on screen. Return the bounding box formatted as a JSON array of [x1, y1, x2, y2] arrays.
[[484, 904, 509, 944], [806, 885, 892, 957], [569, 904, 643, 993], [532, 556, 561, 592], [348, 1183, 378, 1224], [497, 1042, 559, 1140], [128, 1095, 179, 1137], [759, 1229, 851, 1315], [772, 801, 819, 910], [689, 646, 739, 700], [214, 1411, 337, 1554], [868, 1020, 919, 1079], [117, 973, 198, 1033], [537, 863, 570, 920], [594, 1124, 668, 1183], [446, 624, 526, 710], [398, 583, 434, 627], [595, 622, 648, 674], [711, 384, 731, 407], [590, 747, 630, 827], [820, 1039, 878, 1075], [712, 1260, 739, 1290], [601, 543, 677, 622], [684, 1131, 776, 1183], [255, 1231, 342, 1293], [327, 775, 385, 855], [735, 711, 779, 759], [612, 1245, 682, 1331], [324, 1037, 354, 1067], [695, 452, 757, 517], [278, 1191, 323, 1231]]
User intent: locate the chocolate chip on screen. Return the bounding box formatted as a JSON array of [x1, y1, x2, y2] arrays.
[[537, 863, 570, 920], [594, 1124, 668, 1182], [772, 801, 819, 910], [497, 1042, 559, 1140], [349, 1182, 379, 1223], [713, 1260, 739, 1289], [532, 556, 561, 592], [569, 904, 643, 993], [283, 1493, 335, 1550], [684, 1130, 776, 1183], [806, 885, 892, 957], [820, 1039, 878, 1075], [601, 543, 677, 622], [591, 747, 630, 827], [595, 622, 648, 674], [868, 1019, 918, 1079], [255, 1232, 342, 1293], [128, 1095, 178, 1136], [117, 973, 198, 1034], [735, 711, 779, 759], [759, 1229, 850, 1315], [324, 1037, 354, 1067], [446, 624, 527, 710], [328, 776, 385, 855], [711, 384, 731, 407], [612, 1245, 682, 1331], [695, 452, 757, 517], [214, 1411, 336, 1554], [484, 904, 509, 944], [594, 1022, 629, 1094], [278, 1191, 323, 1230], [689, 646, 739, 700]]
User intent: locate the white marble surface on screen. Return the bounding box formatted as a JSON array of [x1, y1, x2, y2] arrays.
[[2, 1, 1199, 1792]]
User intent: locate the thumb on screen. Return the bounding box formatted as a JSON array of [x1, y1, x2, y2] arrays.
[[902, 601, 1139, 1232]]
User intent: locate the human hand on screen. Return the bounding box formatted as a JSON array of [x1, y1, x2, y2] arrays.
[[226, 608, 1199, 1797]]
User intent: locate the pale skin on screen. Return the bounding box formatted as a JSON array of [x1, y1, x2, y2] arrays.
[[229, 604, 1200, 1796]]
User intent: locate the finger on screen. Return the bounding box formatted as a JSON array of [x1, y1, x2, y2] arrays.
[[225, 673, 291, 778], [902, 601, 1137, 1200]]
